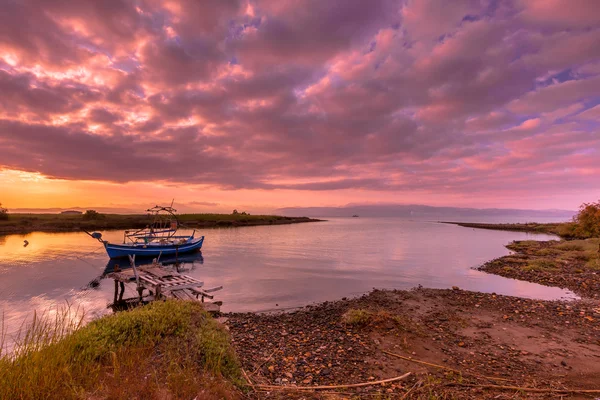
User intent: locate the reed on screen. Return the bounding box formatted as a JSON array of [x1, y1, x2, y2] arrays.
[[0, 301, 241, 399]]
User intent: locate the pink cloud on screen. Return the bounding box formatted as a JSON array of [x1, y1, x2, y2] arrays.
[[517, 0, 600, 29], [0, 0, 599, 209]]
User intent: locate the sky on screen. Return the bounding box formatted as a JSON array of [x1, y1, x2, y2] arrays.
[[0, 0, 599, 214]]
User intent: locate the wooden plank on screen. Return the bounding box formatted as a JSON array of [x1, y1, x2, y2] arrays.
[[139, 276, 160, 286], [202, 303, 221, 313], [170, 290, 196, 300], [140, 267, 174, 278], [162, 283, 204, 291], [203, 286, 223, 293], [180, 275, 204, 283], [107, 272, 136, 282], [190, 289, 214, 299]]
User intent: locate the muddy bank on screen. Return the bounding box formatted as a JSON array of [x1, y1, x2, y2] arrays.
[[225, 288, 600, 399], [0, 214, 321, 235], [479, 238, 600, 299], [441, 221, 569, 238]]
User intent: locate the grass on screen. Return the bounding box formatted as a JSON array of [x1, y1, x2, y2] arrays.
[[341, 309, 420, 334], [0, 212, 318, 235], [523, 259, 560, 272], [508, 238, 600, 272], [341, 309, 372, 326], [0, 301, 242, 399]]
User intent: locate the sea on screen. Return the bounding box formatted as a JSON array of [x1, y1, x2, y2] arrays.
[[0, 217, 575, 353]]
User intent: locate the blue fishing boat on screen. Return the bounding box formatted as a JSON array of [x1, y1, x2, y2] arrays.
[[85, 204, 204, 259]]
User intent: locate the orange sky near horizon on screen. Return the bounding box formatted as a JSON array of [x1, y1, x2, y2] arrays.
[[1, 167, 592, 213]]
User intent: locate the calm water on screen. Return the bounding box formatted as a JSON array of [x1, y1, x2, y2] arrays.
[[0, 218, 575, 348]]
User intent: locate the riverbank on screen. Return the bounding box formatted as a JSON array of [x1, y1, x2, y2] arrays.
[[226, 287, 600, 399], [0, 213, 321, 235], [4, 289, 599, 399], [478, 238, 600, 299]]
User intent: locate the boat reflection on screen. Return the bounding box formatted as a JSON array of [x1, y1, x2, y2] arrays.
[[85, 251, 204, 290], [103, 251, 204, 274]]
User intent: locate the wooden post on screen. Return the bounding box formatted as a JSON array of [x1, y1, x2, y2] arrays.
[[113, 279, 118, 304], [118, 281, 125, 302]]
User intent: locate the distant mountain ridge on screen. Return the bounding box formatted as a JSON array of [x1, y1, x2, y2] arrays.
[[276, 204, 575, 220]]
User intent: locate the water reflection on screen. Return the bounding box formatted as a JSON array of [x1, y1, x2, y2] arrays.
[[0, 219, 578, 353], [102, 251, 204, 274]]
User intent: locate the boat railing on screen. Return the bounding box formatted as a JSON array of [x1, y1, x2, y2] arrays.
[[126, 228, 177, 238]]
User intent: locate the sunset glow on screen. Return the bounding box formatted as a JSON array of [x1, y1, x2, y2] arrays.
[[1, 0, 599, 213]]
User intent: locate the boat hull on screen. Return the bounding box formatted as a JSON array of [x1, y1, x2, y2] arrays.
[[104, 236, 204, 259]]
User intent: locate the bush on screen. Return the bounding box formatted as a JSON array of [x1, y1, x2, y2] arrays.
[[342, 309, 372, 326], [571, 200, 600, 238], [0, 301, 241, 399], [82, 210, 104, 220], [0, 203, 7, 221]]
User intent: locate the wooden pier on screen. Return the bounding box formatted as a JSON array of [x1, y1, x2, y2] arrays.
[[107, 256, 223, 313]]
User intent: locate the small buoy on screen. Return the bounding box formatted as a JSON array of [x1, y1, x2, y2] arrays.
[[23, 240, 29, 247]]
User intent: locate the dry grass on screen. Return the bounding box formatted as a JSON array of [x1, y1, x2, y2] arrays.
[[341, 309, 419, 334], [508, 238, 600, 272], [341, 309, 372, 326], [0, 300, 242, 399], [523, 259, 560, 272]]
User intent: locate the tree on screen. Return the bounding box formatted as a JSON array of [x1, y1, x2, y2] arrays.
[[83, 210, 104, 220], [232, 209, 239, 215], [0, 203, 7, 221], [572, 200, 600, 238]]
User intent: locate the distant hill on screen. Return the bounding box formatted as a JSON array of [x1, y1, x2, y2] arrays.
[[276, 204, 575, 222]]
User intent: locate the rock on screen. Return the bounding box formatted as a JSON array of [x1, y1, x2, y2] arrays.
[[452, 286, 460, 290], [561, 360, 567, 366]]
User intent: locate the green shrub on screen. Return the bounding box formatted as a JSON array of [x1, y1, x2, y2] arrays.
[[0, 301, 241, 399], [0, 203, 7, 221], [342, 309, 372, 326], [82, 210, 104, 220], [571, 200, 600, 238]]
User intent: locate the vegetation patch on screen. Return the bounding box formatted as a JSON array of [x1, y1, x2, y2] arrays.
[[342, 308, 372, 326], [523, 259, 559, 272], [480, 237, 600, 297], [0, 212, 320, 235], [0, 203, 7, 221], [341, 309, 418, 334], [0, 301, 242, 400]]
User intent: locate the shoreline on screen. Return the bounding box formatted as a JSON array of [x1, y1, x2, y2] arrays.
[[3, 221, 600, 398], [0, 214, 323, 236], [477, 238, 600, 299], [440, 221, 568, 237], [225, 287, 600, 398]]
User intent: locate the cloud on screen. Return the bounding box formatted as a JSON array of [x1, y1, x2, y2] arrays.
[[0, 0, 599, 207]]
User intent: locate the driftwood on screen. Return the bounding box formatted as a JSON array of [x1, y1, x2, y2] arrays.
[[383, 350, 600, 394], [241, 368, 256, 389], [383, 350, 512, 382], [254, 372, 411, 391], [445, 382, 600, 394]]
